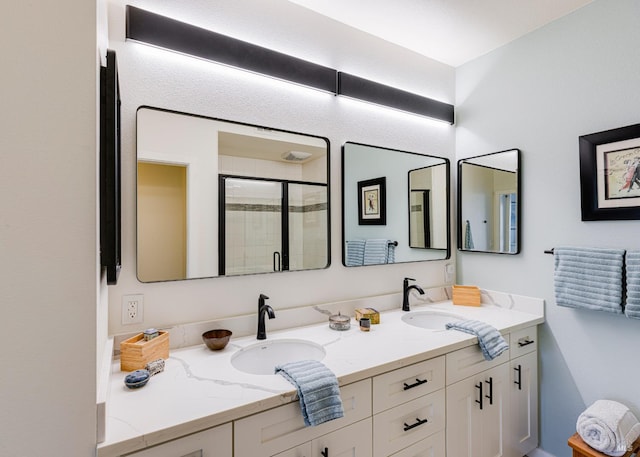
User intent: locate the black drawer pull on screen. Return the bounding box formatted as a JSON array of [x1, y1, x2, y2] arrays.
[[403, 378, 428, 390], [514, 364, 522, 390], [518, 338, 534, 347], [321, 447, 329, 457], [403, 417, 429, 431], [475, 382, 483, 410]]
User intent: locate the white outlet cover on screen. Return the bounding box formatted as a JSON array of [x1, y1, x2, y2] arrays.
[[122, 294, 144, 325]]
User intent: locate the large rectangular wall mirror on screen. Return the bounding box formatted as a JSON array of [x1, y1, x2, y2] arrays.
[[137, 107, 330, 282], [458, 149, 520, 254], [342, 142, 450, 266]]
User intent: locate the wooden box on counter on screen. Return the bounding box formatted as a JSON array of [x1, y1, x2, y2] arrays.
[[452, 285, 481, 307], [120, 331, 169, 371]]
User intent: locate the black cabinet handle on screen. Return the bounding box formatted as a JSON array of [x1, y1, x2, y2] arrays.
[[321, 447, 328, 457], [475, 381, 483, 410], [518, 338, 534, 347], [403, 378, 428, 390], [514, 365, 522, 390], [485, 377, 494, 405], [403, 417, 429, 431]]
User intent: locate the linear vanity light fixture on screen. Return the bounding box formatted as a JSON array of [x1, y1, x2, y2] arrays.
[[125, 6, 455, 122], [125, 5, 337, 93], [337, 72, 455, 124]]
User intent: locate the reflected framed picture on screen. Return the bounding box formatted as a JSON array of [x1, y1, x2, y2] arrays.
[[579, 123, 640, 220], [358, 177, 386, 225]]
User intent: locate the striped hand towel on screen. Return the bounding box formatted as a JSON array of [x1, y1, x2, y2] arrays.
[[345, 240, 365, 266], [445, 319, 509, 361], [554, 247, 625, 314], [275, 360, 344, 426], [363, 239, 390, 265], [625, 251, 640, 319]]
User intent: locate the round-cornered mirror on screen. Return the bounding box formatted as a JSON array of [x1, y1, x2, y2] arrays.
[[342, 142, 450, 266], [136, 107, 330, 282], [457, 149, 521, 254]]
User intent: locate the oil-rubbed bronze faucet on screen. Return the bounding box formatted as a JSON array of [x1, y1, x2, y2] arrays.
[[257, 294, 276, 340], [402, 277, 425, 312]]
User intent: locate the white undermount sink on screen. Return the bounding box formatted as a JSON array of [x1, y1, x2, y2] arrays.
[[231, 339, 326, 375], [401, 310, 464, 330]]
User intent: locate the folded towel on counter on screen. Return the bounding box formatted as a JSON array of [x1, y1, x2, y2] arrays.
[[275, 360, 344, 426], [363, 239, 391, 265], [625, 251, 640, 319], [554, 246, 625, 314], [445, 319, 509, 361], [577, 400, 640, 456], [345, 240, 365, 266]]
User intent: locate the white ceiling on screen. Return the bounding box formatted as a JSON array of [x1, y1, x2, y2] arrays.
[[287, 0, 593, 67]]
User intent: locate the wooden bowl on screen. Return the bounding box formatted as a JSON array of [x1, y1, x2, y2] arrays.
[[202, 329, 232, 350]]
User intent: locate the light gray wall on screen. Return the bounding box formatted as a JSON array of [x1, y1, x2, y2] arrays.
[[107, 0, 456, 335], [456, 0, 640, 455], [0, 1, 101, 455]]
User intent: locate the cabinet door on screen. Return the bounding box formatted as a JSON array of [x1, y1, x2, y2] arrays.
[[446, 364, 509, 457], [312, 418, 372, 457], [124, 423, 231, 457], [508, 351, 538, 457]]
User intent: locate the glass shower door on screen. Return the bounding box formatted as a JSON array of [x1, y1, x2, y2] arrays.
[[221, 177, 282, 276]]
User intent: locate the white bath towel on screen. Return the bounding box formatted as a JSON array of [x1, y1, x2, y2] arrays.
[[577, 400, 640, 456]]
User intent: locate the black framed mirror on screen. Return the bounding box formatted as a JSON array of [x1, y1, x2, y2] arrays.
[[458, 149, 521, 254], [342, 142, 450, 266], [136, 107, 330, 282]]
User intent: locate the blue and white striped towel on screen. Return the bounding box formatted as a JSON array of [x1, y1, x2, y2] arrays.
[[345, 240, 365, 266], [554, 246, 625, 314], [445, 319, 509, 361], [625, 250, 640, 319], [275, 360, 344, 427], [363, 239, 390, 265]]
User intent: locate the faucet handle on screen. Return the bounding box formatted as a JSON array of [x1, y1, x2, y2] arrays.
[[405, 277, 415, 282], [259, 293, 269, 300]]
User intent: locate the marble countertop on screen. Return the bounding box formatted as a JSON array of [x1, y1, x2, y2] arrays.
[[98, 299, 544, 457]]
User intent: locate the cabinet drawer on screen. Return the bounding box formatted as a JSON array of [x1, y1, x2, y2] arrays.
[[234, 379, 372, 457], [373, 389, 445, 457], [446, 337, 510, 385], [388, 429, 445, 457], [510, 326, 537, 359], [124, 422, 231, 457], [373, 357, 445, 414]]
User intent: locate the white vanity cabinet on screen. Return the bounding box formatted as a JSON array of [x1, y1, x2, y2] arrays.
[[507, 327, 538, 457], [446, 361, 510, 457], [122, 422, 232, 457], [372, 357, 446, 457], [445, 326, 539, 457], [234, 379, 372, 457]]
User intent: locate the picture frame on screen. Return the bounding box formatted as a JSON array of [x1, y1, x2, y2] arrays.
[[579, 123, 640, 221], [358, 177, 386, 225]]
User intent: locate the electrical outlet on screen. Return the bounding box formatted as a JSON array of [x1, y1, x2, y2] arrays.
[[122, 294, 144, 325]]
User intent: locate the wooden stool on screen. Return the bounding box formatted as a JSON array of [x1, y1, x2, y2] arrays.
[[569, 433, 640, 457]]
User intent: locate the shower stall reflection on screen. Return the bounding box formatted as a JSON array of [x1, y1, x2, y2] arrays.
[[219, 177, 328, 276]]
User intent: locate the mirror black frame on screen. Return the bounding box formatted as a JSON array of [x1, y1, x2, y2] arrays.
[[457, 149, 521, 254], [342, 141, 451, 267], [136, 106, 331, 282]]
